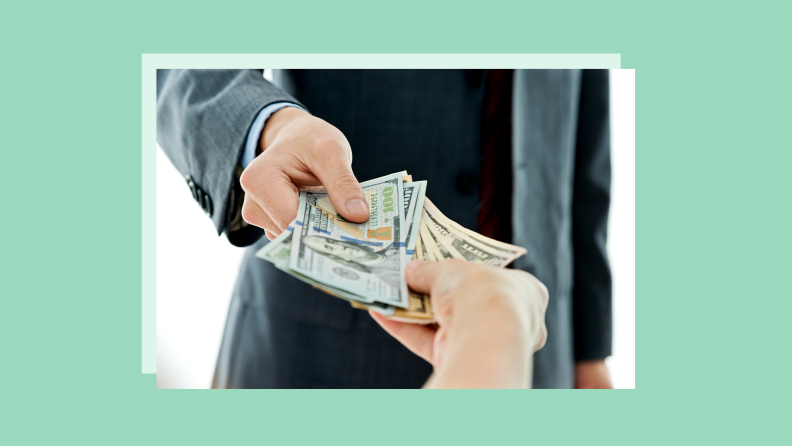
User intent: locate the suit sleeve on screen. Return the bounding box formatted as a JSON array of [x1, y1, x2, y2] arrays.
[[572, 69, 613, 361], [156, 69, 305, 246]]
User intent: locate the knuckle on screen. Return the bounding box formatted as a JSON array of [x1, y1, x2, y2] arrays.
[[243, 160, 284, 194], [312, 136, 348, 160], [514, 270, 549, 306], [535, 327, 548, 352], [239, 168, 254, 191], [259, 163, 283, 184], [241, 202, 258, 226], [268, 203, 297, 229]]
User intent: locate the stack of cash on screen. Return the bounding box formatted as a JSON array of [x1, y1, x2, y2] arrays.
[[255, 171, 526, 324]]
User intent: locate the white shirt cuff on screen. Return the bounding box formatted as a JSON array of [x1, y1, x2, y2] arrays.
[[241, 102, 305, 169]]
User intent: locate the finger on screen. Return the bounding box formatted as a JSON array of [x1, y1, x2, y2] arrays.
[[264, 230, 277, 241], [309, 141, 369, 223], [240, 166, 299, 231], [370, 311, 437, 364], [405, 259, 453, 294], [241, 193, 281, 235]]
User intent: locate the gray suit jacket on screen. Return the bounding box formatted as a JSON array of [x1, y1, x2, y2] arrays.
[[157, 69, 612, 389]]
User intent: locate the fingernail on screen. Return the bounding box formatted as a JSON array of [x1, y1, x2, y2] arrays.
[[346, 199, 368, 216], [407, 259, 426, 270]]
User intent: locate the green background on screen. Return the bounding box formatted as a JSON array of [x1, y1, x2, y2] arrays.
[[2, 0, 788, 444]]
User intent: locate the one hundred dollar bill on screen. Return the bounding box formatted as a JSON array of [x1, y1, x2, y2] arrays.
[[255, 224, 377, 304], [289, 171, 409, 308], [255, 174, 526, 325], [318, 179, 425, 261], [350, 230, 435, 323]]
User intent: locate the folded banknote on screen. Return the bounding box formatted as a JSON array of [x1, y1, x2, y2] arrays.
[[255, 171, 526, 323]]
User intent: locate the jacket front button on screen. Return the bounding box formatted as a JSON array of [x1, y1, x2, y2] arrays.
[[186, 176, 198, 201]]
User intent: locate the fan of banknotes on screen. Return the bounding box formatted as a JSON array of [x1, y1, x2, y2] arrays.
[[255, 171, 527, 324]]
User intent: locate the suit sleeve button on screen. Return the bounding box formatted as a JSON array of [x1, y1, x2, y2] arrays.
[[204, 195, 213, 217], [198, 190, 206, 210], [185, 176, 198, 201]]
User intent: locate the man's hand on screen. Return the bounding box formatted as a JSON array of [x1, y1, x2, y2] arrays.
[[239, 107, 369, 240], [371, 260, 549, 388], [575, 360, 614, 389]]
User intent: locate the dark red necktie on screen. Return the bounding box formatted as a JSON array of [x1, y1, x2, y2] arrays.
[[477, 69, 513, 243]]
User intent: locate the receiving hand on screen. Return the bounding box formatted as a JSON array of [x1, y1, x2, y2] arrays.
[[239, 107, 369, 240], [371, 259, 549, 388]]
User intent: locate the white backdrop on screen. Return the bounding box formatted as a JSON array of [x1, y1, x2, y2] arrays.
[[156, 69, 635, 389]]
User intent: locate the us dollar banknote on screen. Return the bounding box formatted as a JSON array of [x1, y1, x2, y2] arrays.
[[289, 171, 410, 308], [255, 223, 378, 304], [317, 179, 424, 261], [255, 172, 527, 324], [422, 198, 525, 266], [257, 174, 421, 310], [350, 230, 434, 323], [401, 180, 426, 258]]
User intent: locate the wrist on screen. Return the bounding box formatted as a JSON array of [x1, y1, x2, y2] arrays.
[[259, 106, 308, 152]]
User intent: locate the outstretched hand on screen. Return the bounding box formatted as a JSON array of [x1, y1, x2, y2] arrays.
[[239, 107, 369, 240], [371, 259, 549, 388]]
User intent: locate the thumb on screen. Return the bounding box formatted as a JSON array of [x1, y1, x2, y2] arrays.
[[311, 146, 369, 223]]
